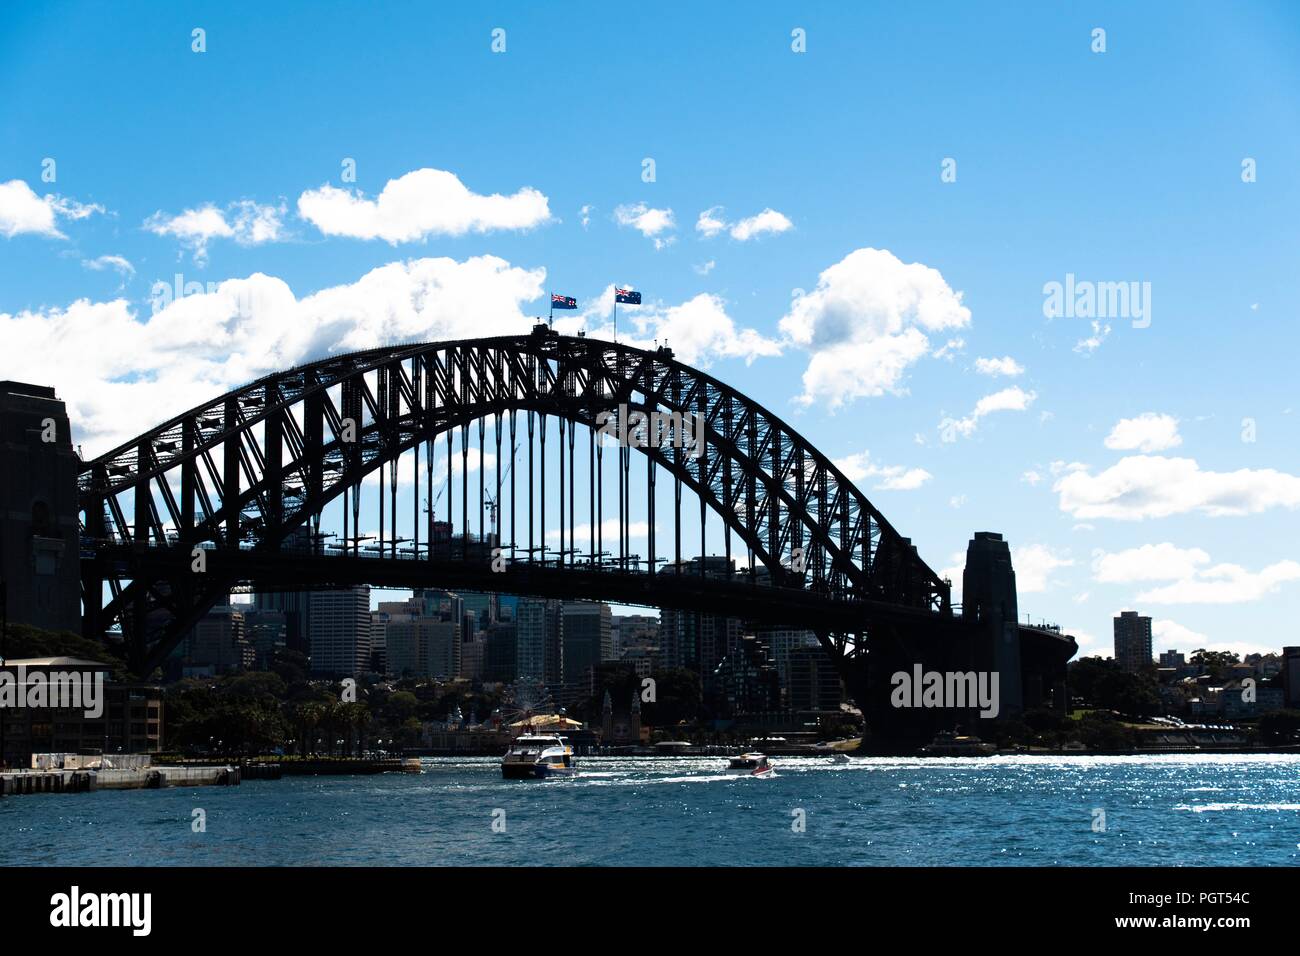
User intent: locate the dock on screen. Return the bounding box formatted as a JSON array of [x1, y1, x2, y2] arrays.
[[1, 764, 240, 796]]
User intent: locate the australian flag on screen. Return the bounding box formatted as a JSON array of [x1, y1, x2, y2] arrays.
[[615, 288, 642, 305], [551, 294, 577, 310]]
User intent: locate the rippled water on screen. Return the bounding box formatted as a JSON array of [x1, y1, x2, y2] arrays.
[[4, 754, 1299, 866]]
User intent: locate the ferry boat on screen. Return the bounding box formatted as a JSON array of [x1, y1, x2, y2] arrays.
[[501, 735, 577, 779], [725, 753, 775, 776], [918, 730, 996, 757]]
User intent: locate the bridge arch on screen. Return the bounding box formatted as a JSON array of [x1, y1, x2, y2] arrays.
[[79, 326, 950, 673]]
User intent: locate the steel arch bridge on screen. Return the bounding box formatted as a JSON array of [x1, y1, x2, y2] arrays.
[[78, 325, 980, 705]]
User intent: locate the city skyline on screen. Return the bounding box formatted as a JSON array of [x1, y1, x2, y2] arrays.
[[3, 3, 1300, 664]]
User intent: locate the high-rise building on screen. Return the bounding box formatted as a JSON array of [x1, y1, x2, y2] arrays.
[[561, 602, 612, 688], [710, 635, 780, 717], [243, 607, 287, 669], [787, 645, 843, 712], [611, 613, 659, 659], [0, 381, 81, 633], [483, 622, 518, 683], [1113, 610, 1153, 673], [515, 599, 548, 681], [380, 598, 460, 679], [659, 557, 743, 673], [308, 587, 371, 677], [756, 628, 821, 690], [252, 526, 316, 655], [1283, 646, 1300, 708], [180, 604, 254, 675], [517, 598, 564, 688]]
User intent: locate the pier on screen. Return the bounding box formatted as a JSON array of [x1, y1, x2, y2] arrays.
[[0, 764, 239, 796]]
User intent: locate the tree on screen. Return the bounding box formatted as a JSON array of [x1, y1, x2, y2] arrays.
[[1189, 649, 1240, 682]]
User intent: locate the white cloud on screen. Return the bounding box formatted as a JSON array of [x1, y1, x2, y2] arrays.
[[1151, 620, 1271, 657], [779, 248, 971, 409], [614, 203, 675, 247], [1104, 412, 1181, 453], [297, 168, 550, 243], [933, 337, 965, 361], [729, 208, 793, 241], [833, 450, 932, 491], [0, 255, 547, 454], [695, 206, 727, 238], [693, 260, 715, 276], [947, 386, 1036, 438], [1093, 543, 1211, 583], [695, 206, 792, 241], [0, 180, 104, 238], [579, 204, 592, 229], [1021, 470, 1043, 486], [973, 355, 1024, 377], [145, 200, 286, 263], [1136, 559, 1300, 605], [569, 286, 779, 367], [1074, 319, 1111, 354], [1055, 455, 1300, 520], [1013, 543, 1074, 593], [82, 254, 135, 277]]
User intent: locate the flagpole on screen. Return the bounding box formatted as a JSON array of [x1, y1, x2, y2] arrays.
[[613, 285, 618, 343]]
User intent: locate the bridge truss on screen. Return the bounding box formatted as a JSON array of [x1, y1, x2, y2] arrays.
[[78, 326, 952, 676]]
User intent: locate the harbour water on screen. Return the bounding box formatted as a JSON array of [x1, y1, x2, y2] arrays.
[[4, 754, 1299, 866]]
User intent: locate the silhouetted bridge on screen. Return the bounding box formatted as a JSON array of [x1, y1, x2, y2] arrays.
[[76, 325, 1075, 739]]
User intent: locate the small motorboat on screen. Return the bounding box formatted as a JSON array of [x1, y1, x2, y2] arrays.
[[726, 753, 775, 776]]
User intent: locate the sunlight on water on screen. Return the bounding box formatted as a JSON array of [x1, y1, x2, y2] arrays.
[[3, 754, 1298, 866]]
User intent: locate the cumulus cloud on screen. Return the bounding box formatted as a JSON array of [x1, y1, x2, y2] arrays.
[[1054, 455, 1300, 520], [82, 254, 135, 277], [946, 386, 1037, 438], [695, 207, 727, 238], [1092, 543, 1211, 583], [0, 179, 105, 238], [297, 168, 550, 243], [779, 248, 971, 409], [832, 450, 932, 491], [564, 285, 778, 367], [1104, 412, 1181, 453], [1013, 543, 1074, 593], [973, 356, 1024, 377], [1150, 619, 1271, 657], [614, 203, 675, 247], [1136, 559, 1300, 605], [145, 200, 287, 263], [0, 255, 547, 454], [696, 206, 793, 241]]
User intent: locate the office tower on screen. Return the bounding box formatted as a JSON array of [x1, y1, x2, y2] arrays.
[[756, 628, 821, 689], [252, 526, 315, 654], [611, 613, 659, 659], [243, 607, 287, 669], [483, 622, 519, 683], [659, 556, 743, 673], [181, 604, 254, 674], [308, 586, 371, 677], [1113, 610, 1153, 673], [1283, 646, 1300, 708], [561, 602, 612, 688], [0, 381, 81, 633], [515, 599, 547, 680], [787, 644, 844, 712], [710, 635, 781, 717]]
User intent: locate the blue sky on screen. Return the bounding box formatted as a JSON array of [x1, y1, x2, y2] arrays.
[[3, 1, 1299, 659]]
